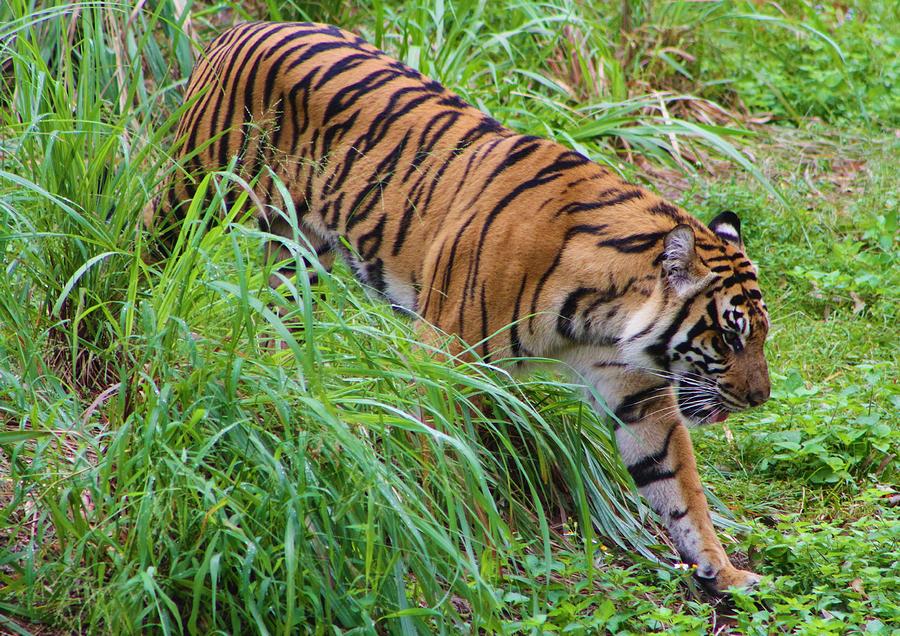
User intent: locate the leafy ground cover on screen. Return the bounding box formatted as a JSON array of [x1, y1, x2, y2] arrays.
[[0, 0, 897, 634]]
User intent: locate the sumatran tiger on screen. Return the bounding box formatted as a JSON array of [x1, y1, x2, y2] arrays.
[[157, 21, 771, 592]]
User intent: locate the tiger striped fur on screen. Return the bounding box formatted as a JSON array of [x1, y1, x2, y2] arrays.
[[158, 21, 771, 592]]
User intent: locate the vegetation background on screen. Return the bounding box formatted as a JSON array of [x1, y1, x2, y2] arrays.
[[0, 0, 896, 633]]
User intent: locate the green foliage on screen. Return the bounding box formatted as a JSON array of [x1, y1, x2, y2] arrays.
[[608, 0, 899, 126], [787, 203, 898, 318], [1, 177, 653, 633], [0, 0, 187, 390], [707, 1, 900, 126], [735, 496, 900, 635], [750, 365, 897, 484], [490, 548, 715, 635]]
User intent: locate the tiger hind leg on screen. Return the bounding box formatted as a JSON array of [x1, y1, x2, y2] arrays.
[[260, 211, 334, 291]]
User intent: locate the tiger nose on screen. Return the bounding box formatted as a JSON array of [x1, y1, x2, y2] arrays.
[[747, 387, 770, 407]]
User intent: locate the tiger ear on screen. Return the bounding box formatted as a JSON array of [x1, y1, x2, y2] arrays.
[[663, 224, 703, 295], [708, 210, 743, 247]]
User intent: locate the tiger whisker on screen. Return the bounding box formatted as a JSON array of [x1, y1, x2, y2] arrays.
[[644, 394, 720, 420], [637, 368, 718, 390], [627, 387, 714, 410]]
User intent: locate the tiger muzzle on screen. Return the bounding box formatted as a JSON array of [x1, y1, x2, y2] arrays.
[[735, 353, 771, 410]]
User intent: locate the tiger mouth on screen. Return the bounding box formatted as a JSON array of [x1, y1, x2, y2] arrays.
[[701, 405, 729, 424], [683, 401, 729, 424]]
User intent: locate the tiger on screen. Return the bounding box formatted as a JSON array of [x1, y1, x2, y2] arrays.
[[156, 21, 771, 593]]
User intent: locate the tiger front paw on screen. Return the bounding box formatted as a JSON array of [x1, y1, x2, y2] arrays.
[[696, 566, 760, 594]]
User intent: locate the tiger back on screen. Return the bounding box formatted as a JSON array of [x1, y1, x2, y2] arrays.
[[159, 21, 771, 593]]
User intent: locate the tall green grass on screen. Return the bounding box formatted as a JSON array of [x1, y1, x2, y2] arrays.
[[0, 0, 821, 632]]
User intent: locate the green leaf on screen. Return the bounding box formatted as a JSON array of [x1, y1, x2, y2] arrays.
[[0, 430, 52, 443]]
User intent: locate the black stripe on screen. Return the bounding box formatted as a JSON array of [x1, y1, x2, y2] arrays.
[[626, 321, 656, 342], [321, 109, 361, 160], [465, 136, 542, 208], [434, 209, 478, 318], [262, 36, 334, 111], [323, 88, 432, 193], [439, 93, 467, 109], [626, 425, 681, 488], [614, 384, 669, 424], [643, 287, 705, 368], [247, 37, 324, 186], [357, 89, 435, 153], [357, 214, 387, 260], [510, 274, 531, 359], [401, 110, 463, 182], [584, 277, 634, 315], [596, 231, 666, 253], [284, 64, 322, 140], [557, 287, 596, 340], [392, 202, 421, 257], [563, 224, 608, 245], [432, 137, 504, 225], [528, 250, 562, 334], [453, 118, 506, 154], [420, 235, 450, 317], [555, 189, 644, 217], [398, 112, 472, 227], [397, 173, 434, 244], [325, 191, 347, 231], [323, 67, 402, 121], [550, 150, 589, 171], [344, 129, 411, 233], [177, 38, 244, 141], [593, 360, 630, 369], [648, 202, 681, 218], [365, 258, 386, 294], [705, 254, 733, 264], [470, 169, 566, 299], [216, 23, 290, 169], [299, 128, 319, 208], [722, 271, 757, 286], [415, 140, 467, 230], [479, 285, 491, 361], [313, 51, 372, 90], [257, 96, 287, 198]]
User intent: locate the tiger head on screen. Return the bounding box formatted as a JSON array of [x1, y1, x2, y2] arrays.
[[654, 211, 770, 425]]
